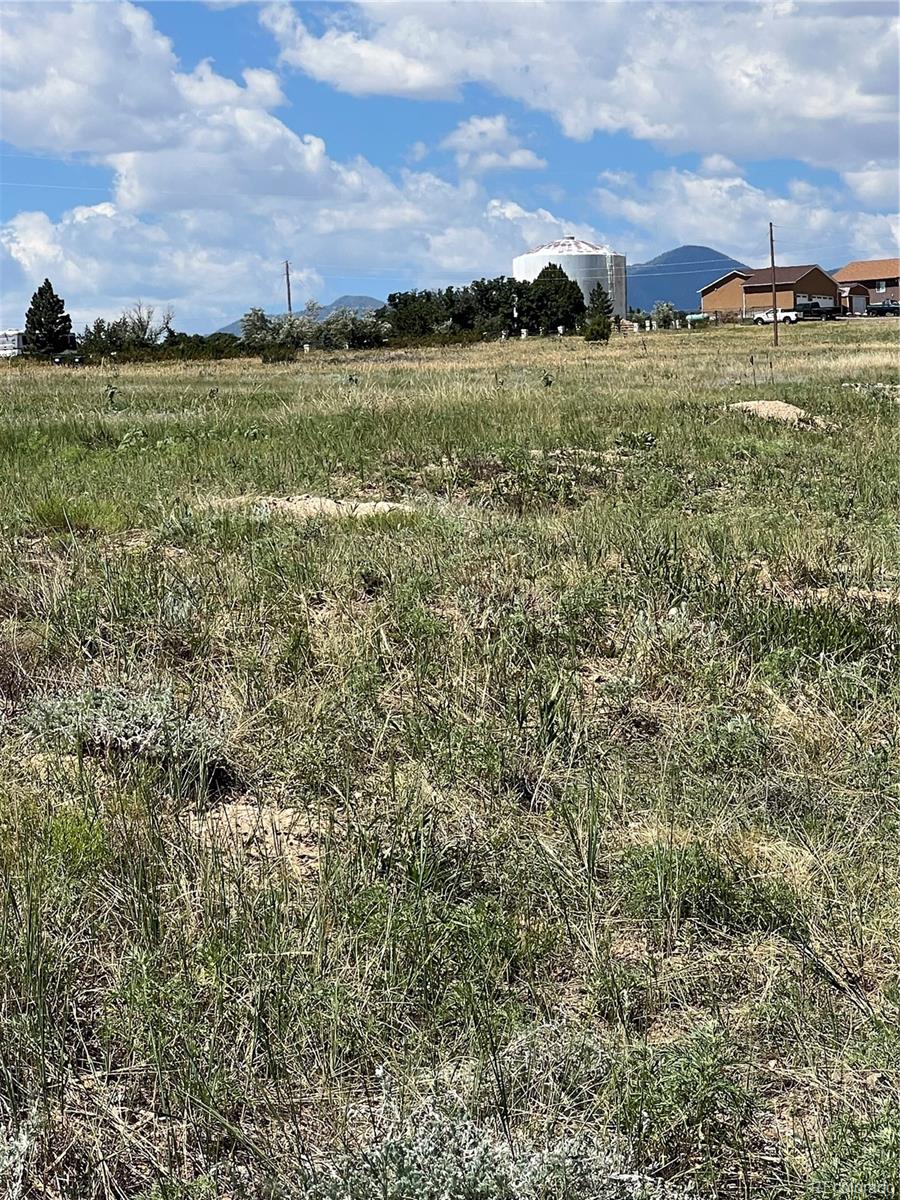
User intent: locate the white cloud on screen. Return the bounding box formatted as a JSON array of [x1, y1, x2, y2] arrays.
[[699, 155, 739, 178], [594, 167, 899, 267], [259, 3, 454, 99], [0, 3, 601, 331], [261, 1, 899, 172], [440, 115, 545, 173], [842, 163, 900, 208]]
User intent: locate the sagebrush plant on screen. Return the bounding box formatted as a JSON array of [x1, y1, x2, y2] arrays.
[[304, 1103, 694, 1200], [23, 685, 236, 793], [0, 321, 897, 1197]]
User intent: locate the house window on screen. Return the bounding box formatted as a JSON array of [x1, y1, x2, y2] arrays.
[[876, 281, 886, 292]]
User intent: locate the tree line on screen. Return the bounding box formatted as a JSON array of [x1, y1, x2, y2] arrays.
[[16, 267, 629, 363]]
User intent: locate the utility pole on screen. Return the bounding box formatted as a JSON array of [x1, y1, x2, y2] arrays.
[[769, 222, 778, 347], [284, 260, 292, 315]]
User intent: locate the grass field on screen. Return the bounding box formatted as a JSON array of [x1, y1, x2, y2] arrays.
[[0, 321, 898, 1198]]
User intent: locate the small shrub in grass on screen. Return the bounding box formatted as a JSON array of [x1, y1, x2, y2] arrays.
[[609, 1029, 754, 1187], [618, 840, 804, 942], [584, 315, 613, 343], [0, 1120, 31, 1199], [304, 1104, 692, 1199], [23, 685, 238, 795], [811, 1106, 900, 1191]]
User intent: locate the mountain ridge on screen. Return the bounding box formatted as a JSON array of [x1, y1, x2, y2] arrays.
[[626, 245, 749, 313]]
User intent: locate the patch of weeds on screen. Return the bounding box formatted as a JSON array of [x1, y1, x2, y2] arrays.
[[137, 1183, 218, 1200], [0, 1118, 32, 1198], [728, 597, 899, 672], [303, 1103, 691, 1199], [811, 1106, 900, 1192], [435, 452, 604, 513], [683, 712, 773, 776], [46, 807, 110, 882], [615, 430, 657, 452], [618, 840, 804, 944], [23, 685, 238, 795], [609, 1028, 755, 1188], [25, 495, 125, 535]]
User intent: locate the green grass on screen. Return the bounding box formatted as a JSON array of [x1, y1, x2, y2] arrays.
[[0, 322, 898, 1197]]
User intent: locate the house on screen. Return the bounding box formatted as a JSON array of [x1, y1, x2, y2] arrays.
[[839, 283, 869, 315], [0, 330, 25, 358], [699, 265, 841, 317], [833, 258, 900, 304]]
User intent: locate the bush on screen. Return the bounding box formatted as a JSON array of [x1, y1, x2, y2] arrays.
[[584, 315, 613, 343], [24, 686, 237, 794], [304, 1105, 692, 1199]]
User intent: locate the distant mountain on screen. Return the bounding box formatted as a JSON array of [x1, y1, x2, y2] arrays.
[[626, 245, 749, 313], [215, 294, 383, 337]]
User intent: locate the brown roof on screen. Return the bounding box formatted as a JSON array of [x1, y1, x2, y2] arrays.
[[833, 258, 900, 283], [743, 265, 826, 288], [697, 268, 751, 295]]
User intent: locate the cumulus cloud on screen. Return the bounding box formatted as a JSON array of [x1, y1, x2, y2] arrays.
[[594, 167, 899, 267], [699, 155, 739, 177], [259, 2, 454, 99], [261, 0, 899, 172], [440, 115, 546, 173], [0, 2, 590, 330], [842, 163, 900, 208]]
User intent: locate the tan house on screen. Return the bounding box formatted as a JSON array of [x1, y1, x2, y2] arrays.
[[700, 265, 841, 317], [833, 258, 900, 304]]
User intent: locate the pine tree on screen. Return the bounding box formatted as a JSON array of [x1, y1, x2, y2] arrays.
[[583, 282, 613, 343], [587, 282, 613, 320], [24, 279, 72, 355]]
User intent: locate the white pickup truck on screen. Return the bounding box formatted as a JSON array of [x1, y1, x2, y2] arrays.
[[752, 308, 801, 325]]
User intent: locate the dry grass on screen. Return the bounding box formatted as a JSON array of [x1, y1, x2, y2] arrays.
[[0, 320, 898, 1197]]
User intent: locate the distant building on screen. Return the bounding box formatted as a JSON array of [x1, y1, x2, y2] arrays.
[[839, 283, 869, 315], [699, 265, 840, 317], [833, 258, 900, 305], [513, 236, 628, 319], [0, 330, 24, 358]]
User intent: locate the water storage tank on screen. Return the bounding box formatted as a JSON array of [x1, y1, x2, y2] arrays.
[[512, 236, 627, 319]]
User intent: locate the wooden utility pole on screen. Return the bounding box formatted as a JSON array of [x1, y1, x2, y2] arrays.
[[769, 222, 778, 347], [284, 260, 293, 315]]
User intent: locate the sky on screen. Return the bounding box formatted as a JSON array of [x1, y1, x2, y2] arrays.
[[1, 0, 898, 333]]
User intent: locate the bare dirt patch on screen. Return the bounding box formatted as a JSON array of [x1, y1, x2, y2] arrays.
[[207, 494, 412, 520], [726, 400, 834, 431], [752, 563, 898, 607], [192, 801, 320, 876]]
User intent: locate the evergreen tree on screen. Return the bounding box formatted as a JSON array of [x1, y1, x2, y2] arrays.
[[522, 264, 585, 332], [587, 282, 613, 320], [583, 316, 612, 343], [24, 279, 72, 354], [583, 282, 614, 343]]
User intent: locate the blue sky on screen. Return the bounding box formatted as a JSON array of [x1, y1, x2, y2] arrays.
[[2, 0, 897, 332]]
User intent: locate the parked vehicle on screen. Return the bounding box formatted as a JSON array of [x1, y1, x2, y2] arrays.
[[796, 302, 839, 321], [866, 299, 900, 317], [752, 309, 800, 325]]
